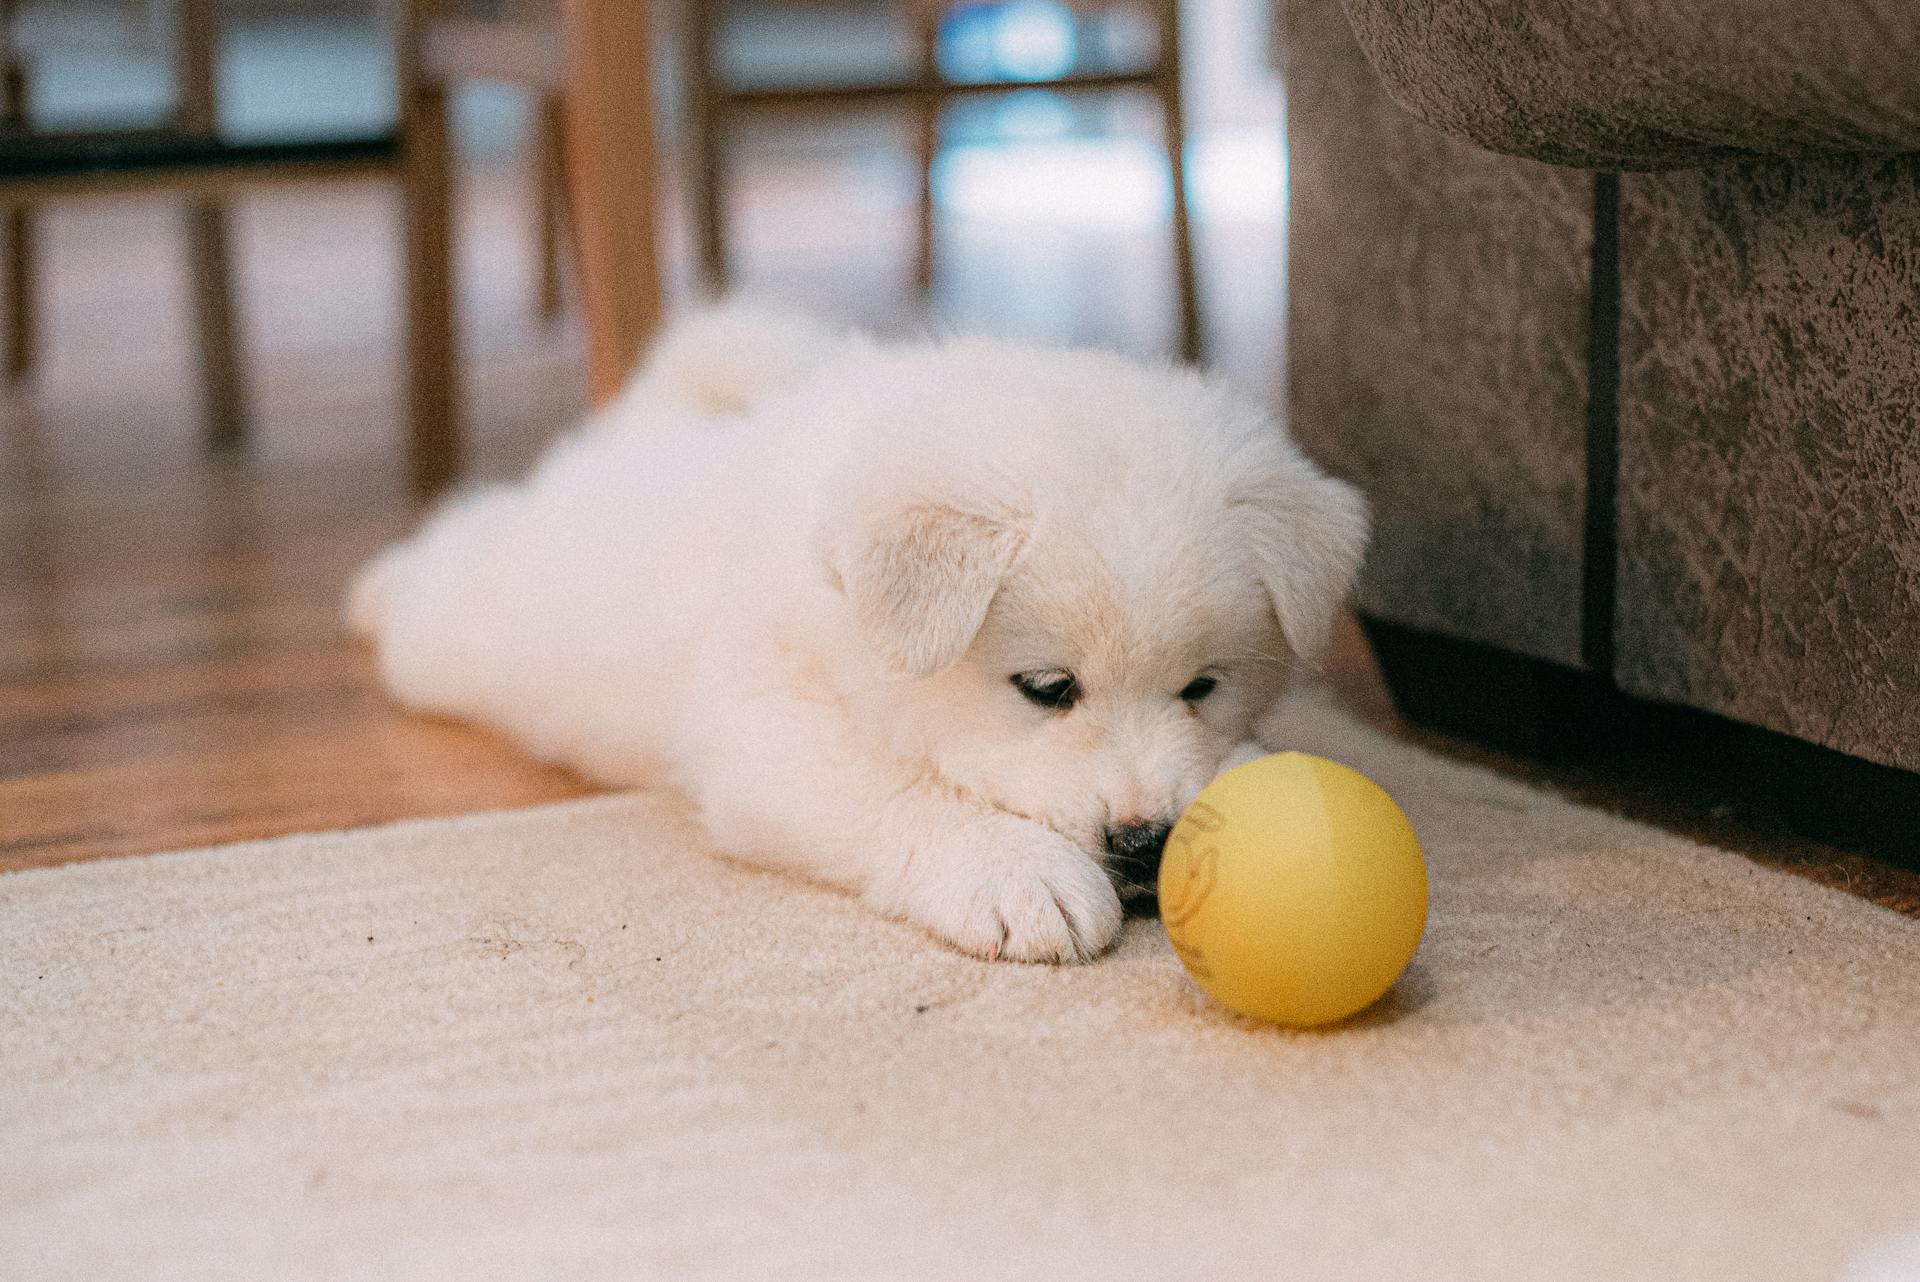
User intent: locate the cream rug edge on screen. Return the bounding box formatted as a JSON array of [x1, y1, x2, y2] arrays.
[[4, 687, 1919, 1282]]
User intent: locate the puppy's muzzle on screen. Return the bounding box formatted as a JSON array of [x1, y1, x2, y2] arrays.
[[1105, 821, 1172, 891]]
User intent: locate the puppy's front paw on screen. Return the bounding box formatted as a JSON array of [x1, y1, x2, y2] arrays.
[[872, 817, 1123, 964]]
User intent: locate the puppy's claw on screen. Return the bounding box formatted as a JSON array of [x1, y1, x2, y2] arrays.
[[1050, 889, 1082, 960]]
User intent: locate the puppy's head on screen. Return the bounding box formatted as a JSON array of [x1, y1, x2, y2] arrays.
[[819, 341, 1368, 895]]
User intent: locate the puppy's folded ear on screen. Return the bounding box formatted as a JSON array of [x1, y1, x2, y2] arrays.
[[1233, 461, 1370, 662], [823, 496, 1031, 677]]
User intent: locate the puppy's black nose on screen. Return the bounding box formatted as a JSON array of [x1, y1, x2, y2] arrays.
[[1105, 822, 1172, 880]]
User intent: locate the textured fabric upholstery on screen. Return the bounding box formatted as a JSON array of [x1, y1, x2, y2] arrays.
[[1286, 0, 1920, 774], [1339, 0, 1920, 168], [1282, 0, 1596, 669]]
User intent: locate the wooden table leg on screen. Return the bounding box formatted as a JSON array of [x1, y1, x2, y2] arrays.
[[911, 0, 940, 295], [3, 39, 34, 381], [1155, 0, 1202, 365], [185, 200, 248, 450], [400, 0, 460, 495], [533, 93, 567, 321], [178, 0, 250, 449], [685, 0, 727, 292], [559, 0, 664, 403]]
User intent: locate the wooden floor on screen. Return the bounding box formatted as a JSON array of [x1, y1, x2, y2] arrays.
[[2, 169, 591, 871], [3, 147, 1917, 920], [1, 458, 593, 870]]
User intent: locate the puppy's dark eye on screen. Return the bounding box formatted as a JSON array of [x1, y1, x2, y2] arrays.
[[1012, 670, 1080, 711], [1179, 675, 1218, 703]]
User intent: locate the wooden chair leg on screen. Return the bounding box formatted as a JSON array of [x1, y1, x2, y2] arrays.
[[560, 0, 664, 401], [402, 72, 461, 495], [685, 0, 728, 291], [533, 94, 566, 321], [172, 0, 251, 449], [397, 0, 461, 495], [186, 198, 248, 449], [1155, 0, 1202, 364], [911, 2, 939, 295], [4, 57, 33, 380], [4, 207, 29, 380]]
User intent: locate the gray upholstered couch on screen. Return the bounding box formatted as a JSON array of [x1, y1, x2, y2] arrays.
[[1281, 0, 1920, 841]]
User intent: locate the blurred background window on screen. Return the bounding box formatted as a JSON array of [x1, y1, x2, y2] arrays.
[[0, 0, 1285, 475], [9, 1, 1277, 219]]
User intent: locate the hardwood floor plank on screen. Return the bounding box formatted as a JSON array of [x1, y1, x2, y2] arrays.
[[0, 713, 595, 871]]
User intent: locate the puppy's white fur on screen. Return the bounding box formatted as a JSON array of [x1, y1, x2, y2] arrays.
[[350, 304, 1368, 963]]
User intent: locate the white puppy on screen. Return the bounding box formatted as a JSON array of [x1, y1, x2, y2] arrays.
[[349, 305, 1368, 963]]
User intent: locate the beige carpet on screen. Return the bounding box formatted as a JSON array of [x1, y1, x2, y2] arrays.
[[4, 689, 1918, 1282]]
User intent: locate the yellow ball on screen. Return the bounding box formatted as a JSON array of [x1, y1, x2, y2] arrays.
[[1159, 752, 1428, 1028]]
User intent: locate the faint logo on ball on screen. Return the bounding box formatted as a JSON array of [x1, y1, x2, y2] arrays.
[[1161, 800, 1225, 977]]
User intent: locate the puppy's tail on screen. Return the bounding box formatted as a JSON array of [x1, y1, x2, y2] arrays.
[[343, 545, 405, 640], [632, 299, 846, 418]]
